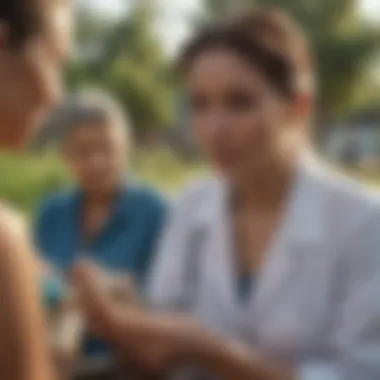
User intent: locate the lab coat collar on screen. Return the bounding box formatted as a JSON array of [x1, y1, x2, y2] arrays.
[[284, 154, 328, 245], [213, 152, 328, 246], [197, 153, 329, 329]]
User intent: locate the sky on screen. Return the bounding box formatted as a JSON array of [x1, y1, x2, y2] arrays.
[[82, 0, 380, 56]]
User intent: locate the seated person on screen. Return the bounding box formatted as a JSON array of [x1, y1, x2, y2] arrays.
[[34, 91, 167, 376]]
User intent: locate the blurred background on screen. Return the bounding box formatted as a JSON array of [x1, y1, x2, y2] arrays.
[[3, 0, 380, 214]]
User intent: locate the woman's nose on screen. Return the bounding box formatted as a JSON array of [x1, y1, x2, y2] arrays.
[[207, 111, 232, 136]]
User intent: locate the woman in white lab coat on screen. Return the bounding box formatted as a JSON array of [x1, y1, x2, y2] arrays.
[[74, 7, 380, 380]]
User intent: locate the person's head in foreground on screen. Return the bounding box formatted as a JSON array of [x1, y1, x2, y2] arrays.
[[59, 91, 130, 195], [180, 7, 314, 184], [0, 0, 72, 148], [0, 1, 73, 380]]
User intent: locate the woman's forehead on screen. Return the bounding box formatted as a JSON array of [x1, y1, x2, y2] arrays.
[[187, 51, 268, 93]]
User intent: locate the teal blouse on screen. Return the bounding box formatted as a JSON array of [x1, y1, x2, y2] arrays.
[[35, 182, 168, 357]]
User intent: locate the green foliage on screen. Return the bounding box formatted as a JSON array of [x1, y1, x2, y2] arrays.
[[202, 0, 380, 121], [106, 61, 174, 138], [65, 0, 174, 139]]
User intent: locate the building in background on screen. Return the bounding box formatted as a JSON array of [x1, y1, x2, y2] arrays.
[[323, 110, 380, 170]]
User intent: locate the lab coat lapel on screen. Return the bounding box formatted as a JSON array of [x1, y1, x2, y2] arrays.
[[252, 159, 329, 346], [199, 180, 239, 333]]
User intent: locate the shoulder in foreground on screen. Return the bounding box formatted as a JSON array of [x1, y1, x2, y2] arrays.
[[0, 201, 26, 230], [0, 202, 29, 256]]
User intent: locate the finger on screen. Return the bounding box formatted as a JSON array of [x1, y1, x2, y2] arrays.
[[71, 260, 100, 289], [71, 260, 111, 316], [109, 274, 142, 306], [72, 261, 108, 299]]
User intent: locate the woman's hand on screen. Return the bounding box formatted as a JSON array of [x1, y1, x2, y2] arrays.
[[73, 260, 140, 304], [71, 260, 141, 337], [72, 261, 211, 375], [126, 313, 212, 375], [72, 261, 296, 380]]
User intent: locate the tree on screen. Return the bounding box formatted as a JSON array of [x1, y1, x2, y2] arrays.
[[65, 0, 173, 140], [202, 0, 380, 129]]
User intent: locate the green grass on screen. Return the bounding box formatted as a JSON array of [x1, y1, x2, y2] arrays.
[[0, 149, 204, 215]]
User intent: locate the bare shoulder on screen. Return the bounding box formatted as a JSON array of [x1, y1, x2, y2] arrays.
[[0, 202, 33, 275], [0, 202, 54, 380], [0, 200, 26, 228]]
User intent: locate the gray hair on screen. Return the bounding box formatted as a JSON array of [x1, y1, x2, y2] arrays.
[[57, 89, 132, 144]]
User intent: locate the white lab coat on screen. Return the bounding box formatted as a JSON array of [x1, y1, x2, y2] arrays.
[[148, 157, 380, 380]]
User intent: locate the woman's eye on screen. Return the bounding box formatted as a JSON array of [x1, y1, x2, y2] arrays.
[[226, 91, 258, 111]]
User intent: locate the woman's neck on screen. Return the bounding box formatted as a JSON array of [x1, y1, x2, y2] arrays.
[[233, 147, 300, 212], [83, 189, 116, 209], [82, 177, 125, 208]]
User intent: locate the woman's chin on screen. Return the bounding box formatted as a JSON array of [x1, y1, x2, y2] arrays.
[[83, 182, 117, 195]]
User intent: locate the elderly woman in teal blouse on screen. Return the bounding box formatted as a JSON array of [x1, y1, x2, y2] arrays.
[[34, 91, 167, 375]]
